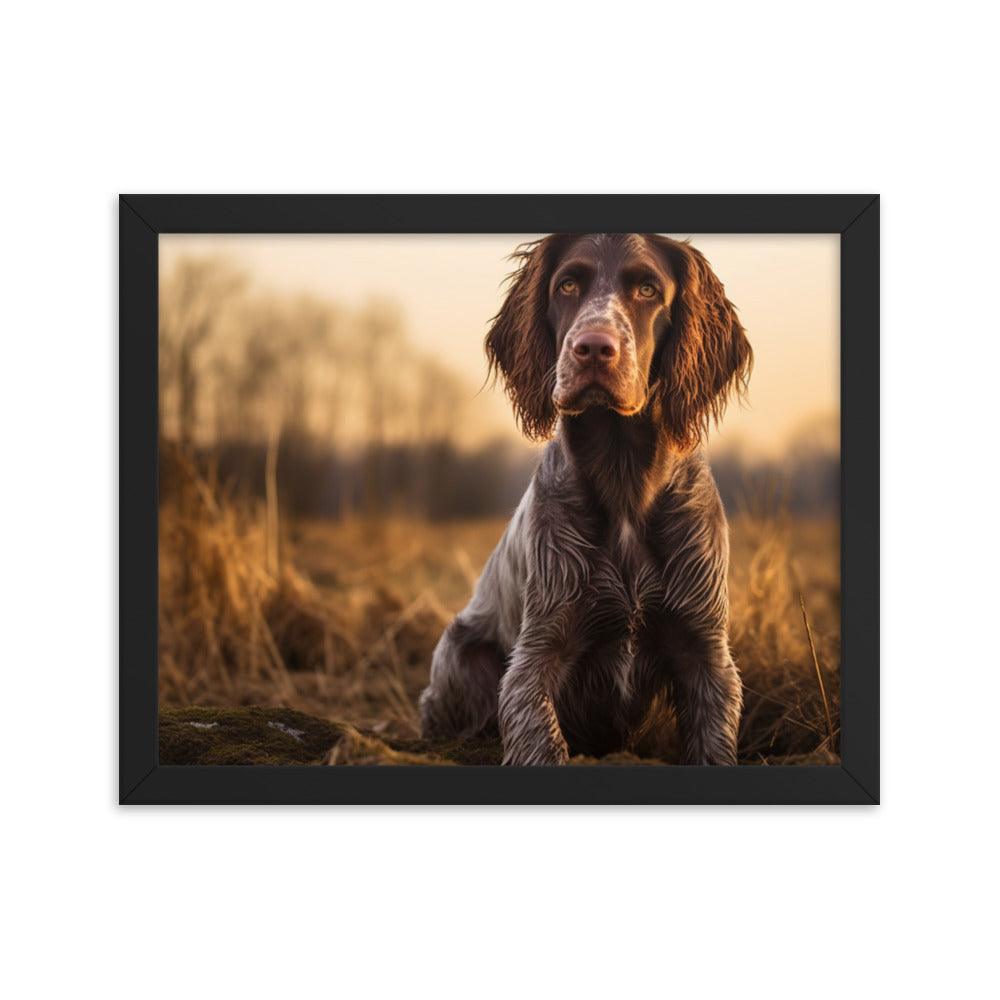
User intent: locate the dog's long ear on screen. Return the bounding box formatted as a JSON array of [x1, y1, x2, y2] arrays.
[[652, 237, 753, 451], [485, 237, 564, 440]]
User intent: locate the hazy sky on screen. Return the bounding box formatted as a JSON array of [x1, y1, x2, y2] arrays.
[[160, 233, 838, 456]]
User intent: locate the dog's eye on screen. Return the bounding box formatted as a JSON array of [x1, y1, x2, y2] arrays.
[[557, 278, 578, 295], [637, 282, 659, 299]]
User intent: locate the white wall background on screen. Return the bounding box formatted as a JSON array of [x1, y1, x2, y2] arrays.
[[2, 3, 997, 998]]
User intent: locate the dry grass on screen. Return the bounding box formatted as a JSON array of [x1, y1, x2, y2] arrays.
[[728, 516, 840, 761], [159, 459, 840, 765]]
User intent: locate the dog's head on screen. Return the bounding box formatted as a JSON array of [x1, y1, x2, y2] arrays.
[[486, 233, 752, 450]]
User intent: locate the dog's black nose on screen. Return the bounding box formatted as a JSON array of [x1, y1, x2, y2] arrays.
[[572, 330, 619, 366]]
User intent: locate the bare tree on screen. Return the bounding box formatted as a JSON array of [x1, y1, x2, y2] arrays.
[[159, 256, 244, 450], [357, 299, 404, 519]]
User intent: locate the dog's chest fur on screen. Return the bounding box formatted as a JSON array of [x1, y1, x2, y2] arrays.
[[588, 516, 663, 641], [549, 515, 669, 754]]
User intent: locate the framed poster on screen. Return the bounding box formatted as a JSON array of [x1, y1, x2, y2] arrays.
[[120, 194, 878, 803]]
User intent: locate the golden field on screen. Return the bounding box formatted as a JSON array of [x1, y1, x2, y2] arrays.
[[158, 455, 839, 766]]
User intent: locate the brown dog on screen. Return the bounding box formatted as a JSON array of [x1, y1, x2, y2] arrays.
[[419, 234, 752, 764]]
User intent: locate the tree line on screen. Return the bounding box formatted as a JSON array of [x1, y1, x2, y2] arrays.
[[159, 254, 838, 522]]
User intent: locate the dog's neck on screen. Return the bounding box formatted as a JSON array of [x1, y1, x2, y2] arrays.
[[559, 403, 683, 527]]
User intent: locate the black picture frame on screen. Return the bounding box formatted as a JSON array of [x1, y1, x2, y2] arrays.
[[120, 194, 879, 805]]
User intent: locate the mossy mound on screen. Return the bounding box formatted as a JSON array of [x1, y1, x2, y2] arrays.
[[160, 706, 346, 765]]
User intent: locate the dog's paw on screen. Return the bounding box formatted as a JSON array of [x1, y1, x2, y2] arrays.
[[502, 737, 569, 766]]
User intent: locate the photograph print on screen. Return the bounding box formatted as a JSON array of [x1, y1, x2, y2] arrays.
[[157, 228, 841, 769]]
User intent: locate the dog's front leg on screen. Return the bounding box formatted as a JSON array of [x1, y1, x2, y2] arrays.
[[498, 624, 572, 766], [669, 631, 742, 765]]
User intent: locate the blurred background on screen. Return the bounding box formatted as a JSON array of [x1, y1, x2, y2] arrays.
[[158, 234, 841, 766]]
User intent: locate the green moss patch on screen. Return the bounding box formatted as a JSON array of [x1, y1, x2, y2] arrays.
[[160, 707, 345, 765]]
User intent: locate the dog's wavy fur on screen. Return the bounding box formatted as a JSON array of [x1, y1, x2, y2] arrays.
[[419, 234, 752, 764]]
